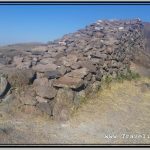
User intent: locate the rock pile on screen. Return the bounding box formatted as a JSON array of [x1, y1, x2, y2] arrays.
[[0, 19, 145, 120]]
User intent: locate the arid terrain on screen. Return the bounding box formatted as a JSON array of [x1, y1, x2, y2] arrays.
[[0, 63, 149, 144], [0, 19, 150, 145]]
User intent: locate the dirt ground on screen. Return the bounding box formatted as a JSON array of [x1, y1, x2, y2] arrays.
[[0, 64, 150, 145]]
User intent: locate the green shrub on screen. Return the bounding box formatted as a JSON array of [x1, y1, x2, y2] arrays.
[[116, 69, 140, 82], [101, 69, 140, 86]]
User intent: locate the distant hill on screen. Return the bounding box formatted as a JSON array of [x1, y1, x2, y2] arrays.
[[0, 42, 48, 59], [0, 42, 47, 51]]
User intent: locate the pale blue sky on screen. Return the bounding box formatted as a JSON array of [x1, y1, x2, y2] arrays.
[[0, 4, 150, 45]]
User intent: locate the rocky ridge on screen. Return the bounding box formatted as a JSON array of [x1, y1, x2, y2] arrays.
[[0, 19, 145, 120]]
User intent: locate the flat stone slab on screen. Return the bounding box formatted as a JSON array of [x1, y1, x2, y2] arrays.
[[66, 68, 89, 79], [32, 63, 57, 73], [53, 75, 84, 89]]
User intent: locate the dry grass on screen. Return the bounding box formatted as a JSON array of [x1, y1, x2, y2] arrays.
[[0, 76, 150, 144]]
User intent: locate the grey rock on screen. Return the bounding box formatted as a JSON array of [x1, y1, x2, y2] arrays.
[[44, 70, 61, 79]]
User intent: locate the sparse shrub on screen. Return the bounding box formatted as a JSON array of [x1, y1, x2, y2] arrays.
[[8, 69, 35, 95], [101, 69, 140, 88], [116, 69, 140, 82]]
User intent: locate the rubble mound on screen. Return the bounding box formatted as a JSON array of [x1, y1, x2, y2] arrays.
[[0, 19, 145, 120]]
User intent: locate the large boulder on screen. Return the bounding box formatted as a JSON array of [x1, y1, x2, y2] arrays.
[[33, 78, 57, 99], [53, 88, 74, 121]]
